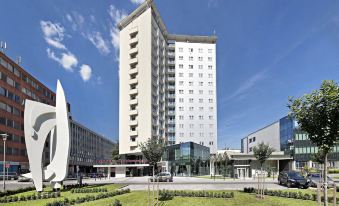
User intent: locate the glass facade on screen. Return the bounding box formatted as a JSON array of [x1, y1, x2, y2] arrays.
[[279, 116, 295, 154], [163, 142, 210, 176]]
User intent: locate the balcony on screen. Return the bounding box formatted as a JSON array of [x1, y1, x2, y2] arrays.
[[129, 67, 138, 75], [130, 140, 138, 147], [129, 130, 138, 137], [129, 57, 138, 66], [129, 47, 138, 56], [168, 127, 175, 132], [129, 78, 138, 85], [129, 88, 138, 95], [167, 85, 175, 90], [129, 109, 138, 116], [167, 77, 175, 82], [129, 37, 138, 46], [167, 94, 175, 99], [130, 120, 138, 126], [167, 102, 175, 107], [168, 52, 175, 56], [130, 99, 138, 105], [168, 60, 175, 65], [167, 111, 175, 115], [167, 119, 175, 124], [168, 68, 175, 74]]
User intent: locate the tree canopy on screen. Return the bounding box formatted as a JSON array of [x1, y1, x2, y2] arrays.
[[253, 142, 275, 167], [139, 137, 165, 168]]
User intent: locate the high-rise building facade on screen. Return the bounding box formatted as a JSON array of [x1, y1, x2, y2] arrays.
[[119, 0, 217, 155]]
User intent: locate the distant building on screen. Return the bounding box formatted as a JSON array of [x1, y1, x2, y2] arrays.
[[241, 115, 339, 171]]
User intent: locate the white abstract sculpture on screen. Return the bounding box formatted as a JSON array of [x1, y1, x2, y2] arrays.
[[23, 80, 70, 192]]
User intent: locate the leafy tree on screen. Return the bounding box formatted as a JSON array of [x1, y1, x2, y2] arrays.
[[289, 80, 339, 206], [112, 141, 120, 161], [139, 137, 165, 176], [221, 152, 230, 179], [253, 142, 275, 199]]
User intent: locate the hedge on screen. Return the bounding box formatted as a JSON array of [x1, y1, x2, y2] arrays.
[[44, 189, 130, 206], [70, 188, 107, 193], [243, 187, 339, 203], [62, 184, 89, 191], [0, 191, 60, 203], [0, 186, 35, 197], [159, 190, 234, 200]]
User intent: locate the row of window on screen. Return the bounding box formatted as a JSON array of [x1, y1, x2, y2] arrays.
[[178, 48, 213, 54], [177, 115, 215, 120], [295, 146, 339, 154], [0, 86, 21, 104], [178, 123, 214, 129], [178, 132, 214, 137], [0, 57, 54, 101], [295, 133, 309, 141], [0, 100, 22, 116], [178, 89, 214, 95], [178, 56, 213, 62], [0, 117, 23, 130], [176, 96, 214, 104], [178, 64, 213, 70], [249, 137, 256, 143], [177, 105, 214, 111], [0, 146, 26, 156]]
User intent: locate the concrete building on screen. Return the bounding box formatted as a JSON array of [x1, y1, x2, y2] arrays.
[[119, 0, 217, 156]]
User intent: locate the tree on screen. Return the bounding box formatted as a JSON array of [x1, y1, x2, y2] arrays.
[[221, 152, 230, 179], [289, 80, 339, 206], [139, 137, 166, 176], [112, 141, 120, 161], [253, 142, 275, 199]]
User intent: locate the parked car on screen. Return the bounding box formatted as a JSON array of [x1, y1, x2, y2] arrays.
[[278, 171, 309, 188], [307, 173, 335, 188], [0, 172, 18, 180], [150, 172, 173, 182]]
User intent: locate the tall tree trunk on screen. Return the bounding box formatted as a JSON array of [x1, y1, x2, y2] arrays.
[[324, 153, 328, 206]]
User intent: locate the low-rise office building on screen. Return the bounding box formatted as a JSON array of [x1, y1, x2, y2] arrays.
[[241, 115, 339, 172]]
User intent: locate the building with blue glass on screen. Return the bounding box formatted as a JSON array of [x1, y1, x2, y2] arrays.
[[163, 142, 210, 176]]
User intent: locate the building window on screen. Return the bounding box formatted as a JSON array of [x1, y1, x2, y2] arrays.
[[179, 73, 183, 77], [198, 57, 203, 61], [189, 73, 193, 77], [199, 107, 204, 111], [189, 65, 193, 69], [179, 56, 183, 60], [208, 57, 212, 61], [208, 65, 212, 70], [179, 98, 184, 102], [189, 82, 193, 86], [189, 98, 193, 103], [189, 48, 193, 52], [199, 90, 203, 94], [199, 82, 203, 86], [179, 48, 183, 52], [189, 56, 193, 61], [208, 74, 213, 78], [179, 90, 183, 94], [179, 64, 183, 69], [208, 49, 212, 53], [199, 65, 203, 69], [179, 81, 184, 86], [198, 48, 203, 53], [189, 90, 193, 94], [199, 73, 203, 78], [199, 99, 203, 103]]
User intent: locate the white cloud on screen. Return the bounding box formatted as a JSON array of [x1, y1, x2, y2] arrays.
[[66, 12, 84, 31], [47, 48, 78, 71], [40, 21, 66, 50], [130, 0, 144, 4], [86, 32, 110, 55], [79, 64, 92, 81], [108, 5, 127, 59]]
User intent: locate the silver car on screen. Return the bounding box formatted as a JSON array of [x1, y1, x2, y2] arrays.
[[307, 173, 335, 188], [150, 172, 173, 182]]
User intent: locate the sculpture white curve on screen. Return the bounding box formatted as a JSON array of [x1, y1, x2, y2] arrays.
[[23, 80, 70, 191]]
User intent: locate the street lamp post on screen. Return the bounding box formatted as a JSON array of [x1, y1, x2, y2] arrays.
[[1, 134, 8, 191]]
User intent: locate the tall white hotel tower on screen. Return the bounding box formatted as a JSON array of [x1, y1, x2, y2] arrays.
[[119, 0, 217, 155]]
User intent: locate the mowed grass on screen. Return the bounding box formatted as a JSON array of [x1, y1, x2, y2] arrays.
[[1, 184, 124, 206], [79, 191, 318, 206]]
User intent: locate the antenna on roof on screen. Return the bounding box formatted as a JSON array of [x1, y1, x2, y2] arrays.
[[0, 41, 7, 53], [16, 56, 22, 65]]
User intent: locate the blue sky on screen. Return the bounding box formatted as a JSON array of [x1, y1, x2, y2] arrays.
[[0, 0, 338, 149]]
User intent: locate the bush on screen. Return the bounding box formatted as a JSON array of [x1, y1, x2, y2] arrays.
[[159, 190, 173, 201]]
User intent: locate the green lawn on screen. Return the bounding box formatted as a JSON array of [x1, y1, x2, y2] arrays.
[[2, 184, 124, 206], [79, 191, 318, 206], [0, 185, 326, 206]]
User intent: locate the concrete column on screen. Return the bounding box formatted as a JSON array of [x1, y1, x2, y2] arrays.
[[291, 161, 296, 171], [107, 167, 111, 179], [308, 160, 313, 168], [277, 160, 280, 176], [116, 167, 126, 178]]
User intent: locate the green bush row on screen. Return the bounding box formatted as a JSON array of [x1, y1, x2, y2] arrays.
[[45, 189, 130, 206], [159, 190, 234, 200], [70, 188, 108, 193], [0, 191, 60, 203], [0, 186, 35, 197], [62, 184, 89, 191], [243, 187, 339, 203]]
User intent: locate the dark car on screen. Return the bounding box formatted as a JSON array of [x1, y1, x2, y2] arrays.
[[307, 173, 335, 188], [0, 172, 18, 180], [278, 171, 309, 189], [150, 172, 173, 182]]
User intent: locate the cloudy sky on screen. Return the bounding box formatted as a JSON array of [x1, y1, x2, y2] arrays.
[[0, 0, 339, 149]]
